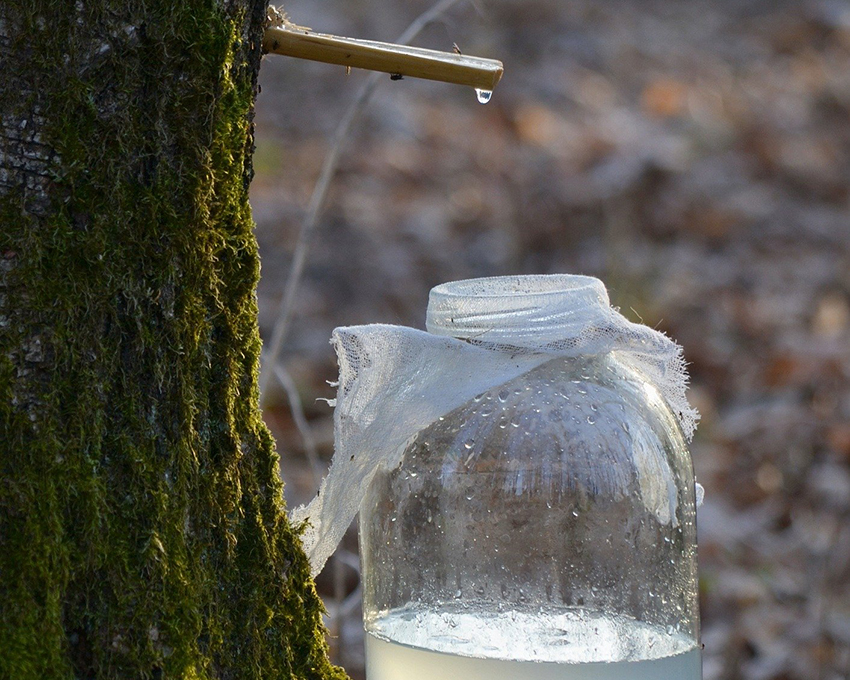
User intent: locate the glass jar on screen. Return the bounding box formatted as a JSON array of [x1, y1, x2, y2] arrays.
[[357, 281, 701, 680]]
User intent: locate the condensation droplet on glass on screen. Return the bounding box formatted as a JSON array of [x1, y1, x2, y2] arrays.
[[498, 389, 509, 402], [475, 88, 492, 104], [587, 416, 596, 424]]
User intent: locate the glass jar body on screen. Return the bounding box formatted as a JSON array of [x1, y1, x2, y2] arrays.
[[359, 353, 700, 676]]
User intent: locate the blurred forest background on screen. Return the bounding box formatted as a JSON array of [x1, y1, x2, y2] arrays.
[[250, 1, 850, 678]]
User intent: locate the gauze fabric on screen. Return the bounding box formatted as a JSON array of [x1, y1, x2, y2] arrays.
[[291, 275, 698, 576]]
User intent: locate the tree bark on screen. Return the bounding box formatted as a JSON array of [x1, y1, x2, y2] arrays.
[[0, 1, 345, 678]]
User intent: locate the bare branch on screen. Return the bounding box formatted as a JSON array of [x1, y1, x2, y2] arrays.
[[259, 0, 471, 406]]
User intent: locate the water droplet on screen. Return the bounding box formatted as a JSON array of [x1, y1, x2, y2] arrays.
[[586, 416, 596, 424], [464, 439, 474, 449], [498, 389, 509, 402], [475, 88, 492, 104]]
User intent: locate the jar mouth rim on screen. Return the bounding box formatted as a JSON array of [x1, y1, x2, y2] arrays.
[[426, 274, 611, 345], [429, 274, 604, 300]]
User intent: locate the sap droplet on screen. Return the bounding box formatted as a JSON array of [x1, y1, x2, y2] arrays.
[[475, 88, 492, 104]]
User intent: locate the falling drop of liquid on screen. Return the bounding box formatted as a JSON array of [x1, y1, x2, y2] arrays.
[[475, 88, 492, 104]]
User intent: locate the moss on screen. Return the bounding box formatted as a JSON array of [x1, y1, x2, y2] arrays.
[[0, 1, 347, 678]]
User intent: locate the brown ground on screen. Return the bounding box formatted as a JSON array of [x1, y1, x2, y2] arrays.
[[251, 1, 850, 678]]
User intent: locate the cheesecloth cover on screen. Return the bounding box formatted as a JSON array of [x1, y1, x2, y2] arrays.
[[292, 274, 699, 576]]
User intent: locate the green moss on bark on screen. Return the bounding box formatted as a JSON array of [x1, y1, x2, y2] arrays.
[[0, 1, 346, 678]]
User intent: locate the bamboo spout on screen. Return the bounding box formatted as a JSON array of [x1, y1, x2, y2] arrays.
[[263, 26, 504, 92]]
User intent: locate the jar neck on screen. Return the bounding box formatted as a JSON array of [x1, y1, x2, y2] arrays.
[[425, 274, 610, 349]]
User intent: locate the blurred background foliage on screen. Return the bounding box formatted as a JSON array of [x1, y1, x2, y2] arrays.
[[251, 1, 850, 678]]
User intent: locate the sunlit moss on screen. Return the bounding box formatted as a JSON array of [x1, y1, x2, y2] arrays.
[[0, 1, 346, 678]]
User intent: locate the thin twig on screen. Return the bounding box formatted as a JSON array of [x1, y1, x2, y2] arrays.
[[331, 552, 347, 665], [260, 1, 476, 664], [273, 363, 323, 486], [259, 0, 471, 406]]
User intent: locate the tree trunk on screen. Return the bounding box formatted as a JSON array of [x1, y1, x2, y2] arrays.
[[0, 1, 345, 678]]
